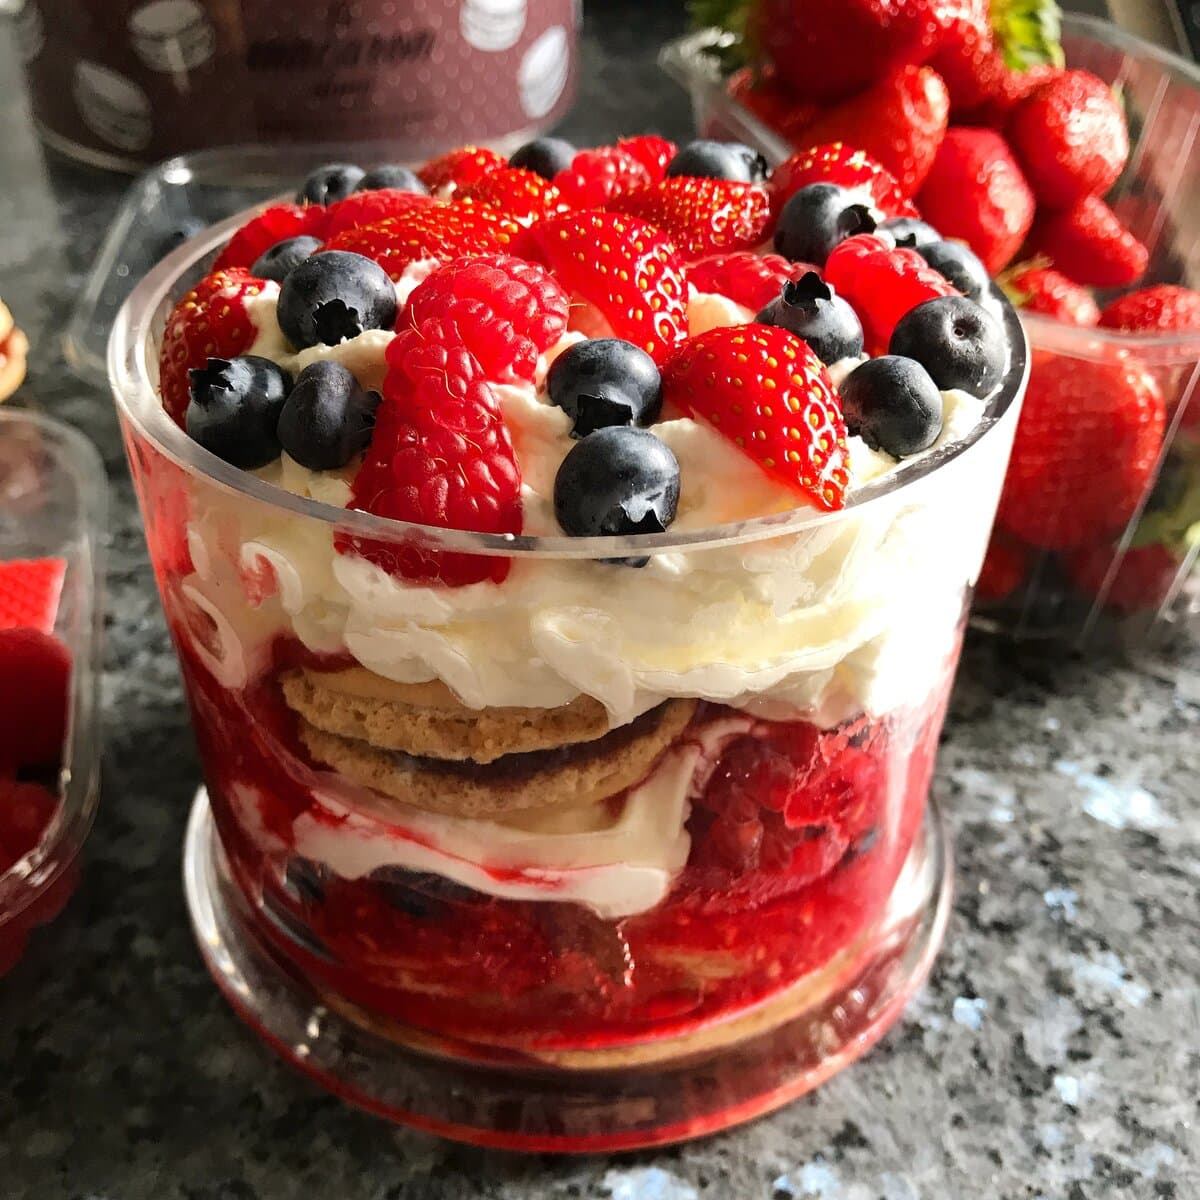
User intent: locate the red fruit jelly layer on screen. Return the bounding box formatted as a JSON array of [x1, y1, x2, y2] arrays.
[[176, 633, 951, 1053]]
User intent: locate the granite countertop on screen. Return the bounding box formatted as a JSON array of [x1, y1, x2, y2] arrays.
[[0, 4, 1197, 1197]]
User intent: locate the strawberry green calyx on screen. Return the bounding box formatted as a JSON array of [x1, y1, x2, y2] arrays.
[[689, 0, 752, 70], [992, 0, 1065, 70], [1132, 439, 1200, 556]]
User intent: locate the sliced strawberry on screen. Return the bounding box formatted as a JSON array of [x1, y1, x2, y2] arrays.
[[0, 629, 71, 770], [1026, 195, 1148, 289], [662, 324, 849, 509], [336, 318, 521, 587], [825, 233, 959, 354], [688, 252, 810, 313], [454, 166, 569, 225], [551, 147, 651, 209], [610, 177, 772, 260], [403, 254, 569, 383], [768, 144, 918, 221], [782, 67, 950, 197], [323, 189, 435, 238], [324, 205, 520, 281], [416, 145, 506, 193], [213, 203, 328, 272], [0, 558, 66, 634], [617, 135, 678, 182], [522, 210, 689, 362], [157, 268, 270, 427]]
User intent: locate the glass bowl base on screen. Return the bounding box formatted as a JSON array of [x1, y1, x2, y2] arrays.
[[183, 787, 953, 1152]]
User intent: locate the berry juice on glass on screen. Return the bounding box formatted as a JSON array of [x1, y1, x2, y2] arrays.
[[110, 137, 1028, 1148]]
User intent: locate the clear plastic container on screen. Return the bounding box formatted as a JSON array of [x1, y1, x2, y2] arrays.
[[0, 410, 105, 974], [662, 14, 1200, 650], [108, 205, 1028, 1149]]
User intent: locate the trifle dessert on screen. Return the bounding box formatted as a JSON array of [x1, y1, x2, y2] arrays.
[[110, 134, 1027, 1147]]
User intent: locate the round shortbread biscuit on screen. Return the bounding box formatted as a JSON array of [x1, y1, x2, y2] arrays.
[[281, 666, 615, 763], [297, 697, 697, 818]]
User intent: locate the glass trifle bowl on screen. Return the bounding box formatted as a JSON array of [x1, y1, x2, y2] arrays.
[[108, 193, 1028, 1148]]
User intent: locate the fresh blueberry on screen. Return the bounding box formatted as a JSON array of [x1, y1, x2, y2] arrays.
[[508, 136, 576, 180], [277, 361, 381, 471], [250, 235, 322, 283], [774, 184, 876, 266], [839, 356, 942, 459], [546, 338, 662, 438], [879, 217, 941, 249], [889, 296, 1006, 398], [186, 355, 293, 468], [554, 427, 680, 565], [355, 164, 428, 194], [276, 250, 398, 349], [755, 272, 864, 366], [297, 162, 365, 205], [916, 240, 989, 301], [665, 139, 768, 183]]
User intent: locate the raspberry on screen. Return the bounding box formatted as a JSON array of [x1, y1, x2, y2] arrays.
[[687, 251, 808, 313], [0, 629, 70, 770], [213, 203, 328, 272], [551, 146, 652, 209], [825, 233, 959, 353], [325, 205, 520, 282], [454, 167, 568, 225], [0, 558, 66, 634], [617, 135, 678, 181], [417, 145, 506, 193], [157, 268, 269, 427], [323, 189, 435, 237], [336, 318, 522, 587], [403, 254, 569, 383]]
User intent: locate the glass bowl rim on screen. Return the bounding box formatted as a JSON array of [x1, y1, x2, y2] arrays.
[[662, 10, 1200, 359], [108, 203, 1028, 559]]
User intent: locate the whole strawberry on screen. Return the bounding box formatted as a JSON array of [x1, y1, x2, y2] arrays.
[[610, 177, 772, 259], [782, 66, 950, 197], [1001, 262, 1100, 326], [1026, 195, 1148, 288], [744, 0, 944, 103], [416, 145, 506, 193], [1007, 69, 1129, 208], [1065, 542, 1180, 615], [768, 144, 917, 221], [663, 324, 849, 509], [1099, 285, 1200, 333], [916, 127, 1035, 272], [726, 66, 821, 143], [158, 268, 270, 427], [996, 353, 1166, 550], [974, 537, 1027, 601], [337, 318, 521, 587]]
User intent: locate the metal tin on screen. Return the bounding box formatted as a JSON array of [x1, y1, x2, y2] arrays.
[[14, 0, 579, 171]]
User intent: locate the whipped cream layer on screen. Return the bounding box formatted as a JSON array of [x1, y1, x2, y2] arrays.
[[177, 271, 1004, 729]]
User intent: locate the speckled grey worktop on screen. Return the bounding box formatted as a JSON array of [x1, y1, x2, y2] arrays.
[[0, 4, 1197, 1197]]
